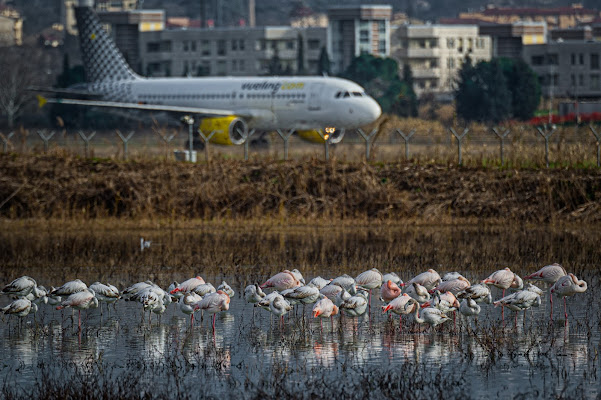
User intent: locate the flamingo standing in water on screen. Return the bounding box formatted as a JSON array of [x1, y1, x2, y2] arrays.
[[89, 282, 120, 316], [178, 292, 202, 327], [260, 270, 301, 292], [457, 283, 492, 305], [404, 282, 431, 304], [481, 267, 516, 320], [2, 276, 37, 298], [355, 268, 383, 307], [2, 298, 38, 327], [56, 289, 98, 330], [382, 293, 418, 330], [412, 306, 451, 331], [524, 263, 567, 319], [459, 298, 481, 318], [312, 296, 339, 330], [431, 276, 471, 295], [550, 273, 587, 323], [244, 283, 266, 318], [170, 276, 206, 295], [196, 290, 230, 332], [494, 284, 542, 327], [406, 269, 442, 291], [339, 291, 368, 318], [268, 295, 292, 328]]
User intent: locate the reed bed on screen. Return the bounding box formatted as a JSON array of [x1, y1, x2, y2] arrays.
[[1, 153, 601, 222]]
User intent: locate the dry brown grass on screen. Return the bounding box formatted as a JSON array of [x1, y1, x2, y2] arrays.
[[1, 153, 600, 223]]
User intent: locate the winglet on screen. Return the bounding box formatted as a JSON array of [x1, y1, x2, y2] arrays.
[[37, 95, 48, 109]]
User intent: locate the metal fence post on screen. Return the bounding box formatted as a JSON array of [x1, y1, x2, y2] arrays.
[[276, 129, 294, 160], [491, 127, 511, 166], [197, 129, 217, 163], [154, 128, 176, 159], [316, 129, 332, 161], [36, 130, 56, 153], [78, 130, 96, 158], [449, 127, 469, 165], [395, 128, 415, 160], [238, 128, 255, 161], [589, 124, 601, 168], [357, 128, 378, 161], [0, 132, 14, 153], [116, 130, 134, 160], [536, 125, 557, 168]]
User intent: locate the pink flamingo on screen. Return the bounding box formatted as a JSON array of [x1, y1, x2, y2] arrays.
[[170, 276, 206, 294], [431, 276, 471, 295], [382, 293, 418, 330], [2, 276, 37, 298], [406, 269, 442, 290], [550, 273, 587, 322], [196, 290, 230, 332], [178, 292, 202, 327], [380, 280, 402, 303], [481, 267, 515, 320], [56, 289, 98, 330], [260, 270, 301, 292], [355, 268, 383, 306], [524, 263, 567, 319], [312, 296, 339, 330]]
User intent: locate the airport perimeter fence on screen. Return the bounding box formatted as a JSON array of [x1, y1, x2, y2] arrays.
[[1, 123, 601, 168]]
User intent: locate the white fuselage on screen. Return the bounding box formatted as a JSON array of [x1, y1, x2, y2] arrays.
[[95, 76, 381, 130]]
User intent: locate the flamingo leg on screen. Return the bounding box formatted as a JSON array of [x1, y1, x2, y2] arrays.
[[399, 315, 402, 331], [564, 297, 567, 321], [550, 291, 553, 321], [320, 318, 323, 332], [330, 316, 334, 331], [78, 310, 81, 331], [502, 289, 505, 321], [212, 314, 216, 332], [514, 312, 517, 329], [191, 313, 194, 328]]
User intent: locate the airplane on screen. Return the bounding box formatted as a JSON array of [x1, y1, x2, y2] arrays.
[[42, 0, 382, 146]]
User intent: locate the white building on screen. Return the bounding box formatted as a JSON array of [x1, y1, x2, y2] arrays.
[[391, 24, 492, 96]]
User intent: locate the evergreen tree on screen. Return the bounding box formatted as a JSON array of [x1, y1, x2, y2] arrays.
[[317, 46, 330, 75], [503, 58, 541, 121], [401, 63, 418, 117]]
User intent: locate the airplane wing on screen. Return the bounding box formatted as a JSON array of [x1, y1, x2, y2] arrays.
[[45, 97, 235, 117]]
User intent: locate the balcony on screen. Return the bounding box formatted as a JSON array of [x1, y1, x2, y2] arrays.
[[411, 68, 441, 79], [396, 47, 441, 58]]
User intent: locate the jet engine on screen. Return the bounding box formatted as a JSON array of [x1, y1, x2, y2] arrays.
[[296, 128, 345, 144], [199, 116, 247, 145]]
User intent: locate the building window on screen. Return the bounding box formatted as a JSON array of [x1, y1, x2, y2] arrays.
[[591, 54, 599, 70], [378, 40, 386, 54], [183, 40, 189, 52], [239, 39, 245, 51], [447, 57, 455, 68], [447, 38, 455, 49], [592, 74, 600, 90], [571, 53, 575, 65], [531, 55, 544, 66], [286, 40, 295, 50], [217, 40, 226, 56], [359, 30, 369, 43], [547, 53, 558, 65], [579, 53, 584, 65], [191, 41, 196, 52], [308, 39, 320, 50], [147, 42, 159, 52], [201, 40, 210, 56], [457, 38, 463, 52], [232, 39, 238, 51]]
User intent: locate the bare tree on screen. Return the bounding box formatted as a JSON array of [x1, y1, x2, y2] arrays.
[[0, 46, 45, 128]]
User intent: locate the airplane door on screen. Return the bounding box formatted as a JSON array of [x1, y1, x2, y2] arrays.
[[308, 83, 322, 111]]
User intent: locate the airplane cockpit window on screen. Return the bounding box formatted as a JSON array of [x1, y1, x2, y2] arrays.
[[335, 91, 342, 98], [352, 92, 363, 97], [343, 92, 351, 98]]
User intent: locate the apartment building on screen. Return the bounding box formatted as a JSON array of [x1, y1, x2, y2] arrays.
[[327, 5, 392, 74], [0, 6, 22, 46], [458, 4, 600, 30], [140, 26, 326, 77], [391, 24, 491, 96], [523, 40, 601, 99]]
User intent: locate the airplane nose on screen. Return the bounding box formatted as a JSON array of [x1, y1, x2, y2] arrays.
[[365, 97, 381, 123]]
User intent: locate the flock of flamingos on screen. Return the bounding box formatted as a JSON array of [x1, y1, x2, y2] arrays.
[[0, 263, 588, 333]]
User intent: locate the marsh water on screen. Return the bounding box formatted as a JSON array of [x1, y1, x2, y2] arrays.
[[0, 223, 600, 399]]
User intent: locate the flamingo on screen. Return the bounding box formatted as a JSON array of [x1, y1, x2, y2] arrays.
[[422, 290, 460, 328], [550, 273, 587, 322], [312, 296, 339, 330], [319, 282, 345, 300], [456, 283, 492, 304], [355, 268, 383, 306], [260, 270, 301, 291], [404, 282, 431, 304], [192, 283, 216, 297], [196, 290, 230, 332], [244, 283, 265, 305], [330, 274, 357, 294], [481, 267, 516, 320], [442, 272, 464, 282], [459, 298, 481, 318], [308, 276, 330, 290], [89, 282, 120, 316], [170, 276, 206, 294], [282, 284, 320, 315], [2, 276, 37, 298], [494, 285, 542, 327], [178, 292, 202, 327], [524, 263, 567, 319], [56, 289, 99, 330], [268, 295, 292, 328], [2, 298, 38, 327], [380, 280, 402, 303], [382, 293, 418, 329], [51, 279, 87, 297], [382, 272, 403, 287], [334, 288, 352, 307], [123, 281, 154, 300], [431, 276, 471, 295], [413, 306, 451, 331], [217, 281, 235, 298], [339, 291, 368, 317], [406, 269, 442, 290], [290, 269, 306, 285]]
